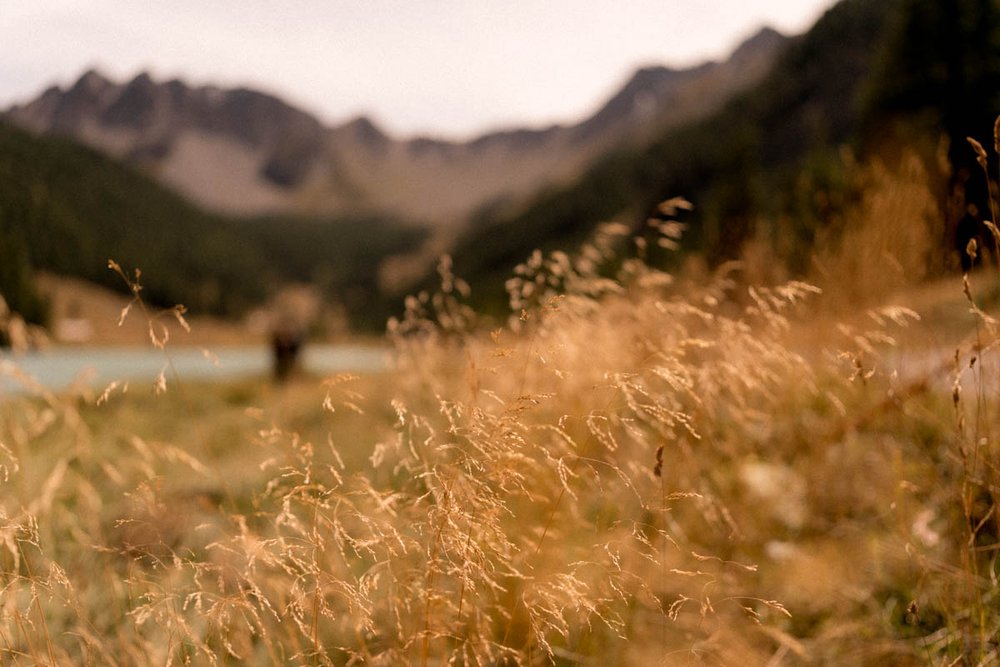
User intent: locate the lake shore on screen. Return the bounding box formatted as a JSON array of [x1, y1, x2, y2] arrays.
[[0, 343, 389, 394]]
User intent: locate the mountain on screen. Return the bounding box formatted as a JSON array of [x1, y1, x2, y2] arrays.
[[441, 0, 905, 309], [0, 120, 426, 329], [0, 119, 268, 321], [443, 0, 1000, 312], [6, 72, 332, 216], [5, 28, 788, 223]]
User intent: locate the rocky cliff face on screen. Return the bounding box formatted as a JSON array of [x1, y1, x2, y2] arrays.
[[8, 70, 330, 213], [5, 28, 788, 222]]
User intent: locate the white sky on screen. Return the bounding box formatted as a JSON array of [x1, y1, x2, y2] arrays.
[[1, 1, 837, 139]]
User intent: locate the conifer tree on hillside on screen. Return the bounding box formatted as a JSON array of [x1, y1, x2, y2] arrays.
[[0, 228, 48, 326], [867, 0, 1000, 229]]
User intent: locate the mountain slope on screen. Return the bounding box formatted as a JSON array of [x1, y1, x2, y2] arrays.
[[440, 0, 902, 309], [5, 28, 788, 223], [7, 72, 331, 215], [863, 0, 1000, 218], [0, 121, 426, 328], [0, 120, 269, 318]]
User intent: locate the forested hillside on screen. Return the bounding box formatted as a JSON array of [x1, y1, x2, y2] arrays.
[[445, 0, 1000, 310], [0, 121, 426, 328]]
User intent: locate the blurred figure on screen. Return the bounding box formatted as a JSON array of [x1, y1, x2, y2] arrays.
[[271, 321, 303, 381], [265, 285, 325, 382]]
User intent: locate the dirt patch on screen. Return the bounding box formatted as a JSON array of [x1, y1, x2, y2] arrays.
[[36, 273, 261, 347]]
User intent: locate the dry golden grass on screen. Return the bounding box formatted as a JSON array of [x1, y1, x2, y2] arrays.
[[1, 152, 999, 665]]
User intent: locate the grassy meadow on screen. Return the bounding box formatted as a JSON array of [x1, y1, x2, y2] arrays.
[[1, 154, 1000, 666]]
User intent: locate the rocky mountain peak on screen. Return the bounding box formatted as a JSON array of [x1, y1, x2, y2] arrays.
[[341, 116, 389, 147], [75, 68, 113, 93], [100, 71, 161, 128], [729, 26, 788, 64]]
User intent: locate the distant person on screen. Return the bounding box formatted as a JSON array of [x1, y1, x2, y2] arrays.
[[271, 322, 303, 381]]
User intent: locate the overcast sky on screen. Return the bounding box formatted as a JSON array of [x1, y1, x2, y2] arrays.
[[2, 1, 838, 139]]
